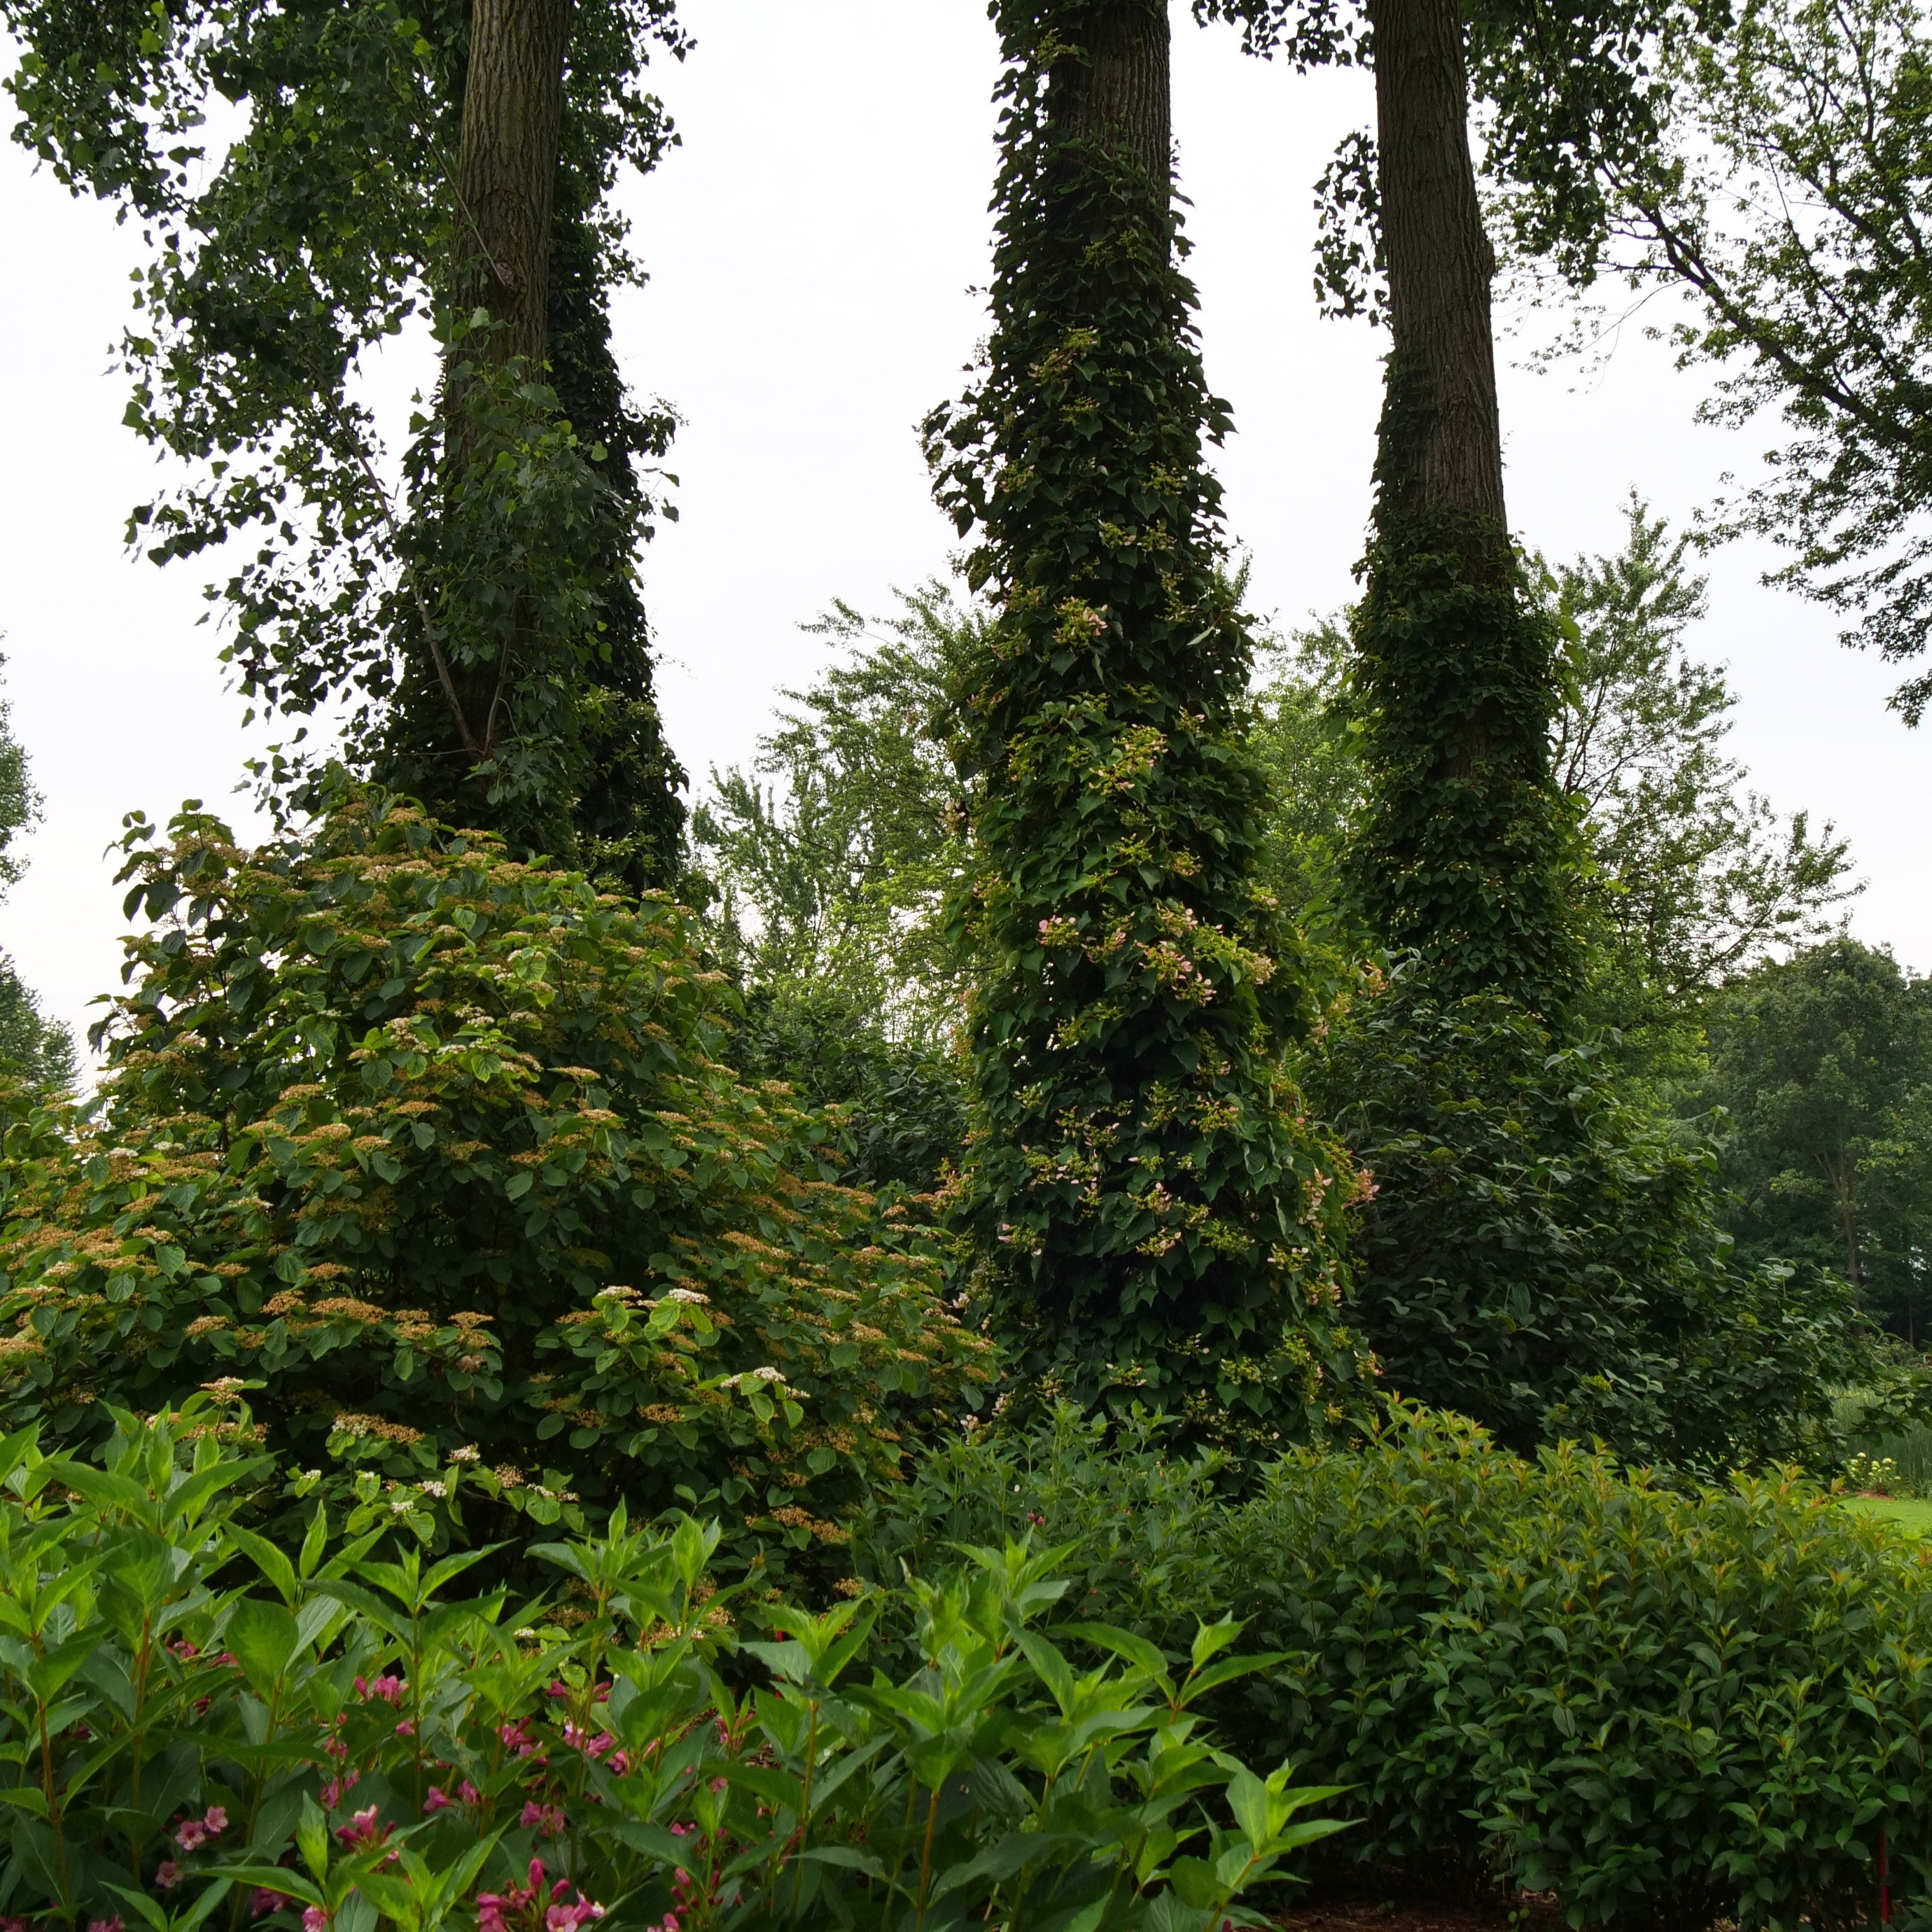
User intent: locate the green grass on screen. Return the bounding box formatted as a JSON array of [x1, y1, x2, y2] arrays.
[[1840, 1495, 1932, 1536]]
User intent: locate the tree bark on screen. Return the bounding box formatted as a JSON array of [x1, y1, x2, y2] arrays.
[[1051, 1, 1172, 191], [452, 0, 573, 371], [1367, 0, 1506, 538], [431, 0, 573, 766]]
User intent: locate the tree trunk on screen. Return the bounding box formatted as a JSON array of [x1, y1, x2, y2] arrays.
[[431, 0, 573, 766], [1051, 1, 1172, 190], [453, 0, 573, 372], [1367, 0, 1506, 544]]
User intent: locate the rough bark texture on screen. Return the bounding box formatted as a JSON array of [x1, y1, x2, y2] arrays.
[[1368, 0, 1506, 542], [453, 0, 573, 370], [1052, 1, 1171, 190]]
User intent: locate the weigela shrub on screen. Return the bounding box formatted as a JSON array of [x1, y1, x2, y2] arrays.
[[0, 791, 994, 1564], [0, 1401, 1345, 1932]]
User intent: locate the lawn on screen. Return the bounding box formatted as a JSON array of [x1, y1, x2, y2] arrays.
[[1841, 1495, 1932, 1536]]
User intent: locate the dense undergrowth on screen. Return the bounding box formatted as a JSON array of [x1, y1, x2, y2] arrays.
[[862, 1405, 1932, 1932]]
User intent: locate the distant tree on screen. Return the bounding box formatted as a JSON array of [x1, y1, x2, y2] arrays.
[[1550, 499, 1858, 1068], [692, 588, 981, 1194], [695, 589, 981, 1048], [0, 657, 72, 1089], [1705, 939, 1932, 1345]]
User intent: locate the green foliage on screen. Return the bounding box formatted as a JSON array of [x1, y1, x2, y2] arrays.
[[1571, 0, 1932, 707], [0, 786, 993, 1568], [690, 590, 983, 1194], [921, 1, 1371, 1437], [695, 590, 979, 1046], [1348, 507, 1583, 1012], [1704, 939, 1932, 1345], [866, 1404, 1932, 1931], [1549, 500, 1856, 1073], [1308, 974, 1876, 1465], [1220, 1407, 1932, 1930], [0, 1401, 1345, 1932], [0, 0, 688, 865], [0, 655, 72, 1089]]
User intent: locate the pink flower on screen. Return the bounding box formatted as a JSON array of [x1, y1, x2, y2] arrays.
[[395, 1720, 416, 1737], [608, 1750, 631, 1776], [460, 1779, 482, 1805], [175, 1818, 208, 1851], [477, 1861, 545, 1932], [169, 1639, 199, 1660], [498, 1718, 536, 1756], [88, 1918, 125, 1932], [336, 1805, 386, 1849], [203, 1806, 229, 1836], [318, 1768, 359, 1809], [424, 1786, 452, 1813], [519, 1799, 566, 1834], [354, 1674, 405, 1704], [155, 1861, 181, 1891], [302, 1911, 330, 1932], [250, 1890, 287, 1918]]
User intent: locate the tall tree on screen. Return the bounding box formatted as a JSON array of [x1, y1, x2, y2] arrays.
[[1348, 0, 1578, 1009], [2, 0, 687, 879], [925, 0, 1372, 1439], [1198, 0, 1723, 1007]]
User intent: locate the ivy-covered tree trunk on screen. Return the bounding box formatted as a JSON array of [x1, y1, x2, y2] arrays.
[[382, 1, 687, 883], [927, 0, 1371, 1442], [1352, 0, 1577, 1009]]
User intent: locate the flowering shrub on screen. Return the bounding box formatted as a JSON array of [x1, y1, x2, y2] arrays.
[[0, 791, 995, 1570], [0, 1399, 1344, 1931]]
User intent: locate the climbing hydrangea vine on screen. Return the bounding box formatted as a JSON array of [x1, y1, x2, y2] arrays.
[[923, 0, 1374, 1440]]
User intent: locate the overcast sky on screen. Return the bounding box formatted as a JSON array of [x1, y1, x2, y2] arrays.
[[1, 0, 1926, 1060]]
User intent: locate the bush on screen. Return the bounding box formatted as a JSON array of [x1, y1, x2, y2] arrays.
[[0, 1399, 1345, 1932], [1308, 974, 1872, 1468], [0, 791, 994, 1572], [863, 1405, 1932, 1929]]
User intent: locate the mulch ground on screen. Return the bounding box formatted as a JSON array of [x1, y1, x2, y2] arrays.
[[1275, 1893, 1565, 1932]]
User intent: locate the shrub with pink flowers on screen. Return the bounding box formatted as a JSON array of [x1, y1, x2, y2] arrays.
[[0, 1394, 1341, 1931]]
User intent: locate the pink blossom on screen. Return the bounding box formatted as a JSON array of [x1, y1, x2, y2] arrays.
[[169, 1639, 199, 1660], [460, 1779, 482, 1805], [175, 1818, 208, 1851], [88, 1918, 125, 1932], [395, 1720, 416, 1737], [424, 1786, 452, 1813], [318, 1768, 360, 1809], [249, 1889, 287, 1918], [203, 1806, 229, 1836], [354, 1674, 405, 1704], [519, 1799, 566, 1834], [302, 1911, 330, 1932], [608, 1750, 631, 1776], [155, 1861, 181, 1891], [336, 1805, 385, 1849]]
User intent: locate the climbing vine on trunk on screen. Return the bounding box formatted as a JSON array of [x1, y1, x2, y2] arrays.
[[925, 0, 1373, 1441]]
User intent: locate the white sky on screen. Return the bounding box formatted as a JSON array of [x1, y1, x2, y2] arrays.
[[1, 0, 1926, 1060]]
